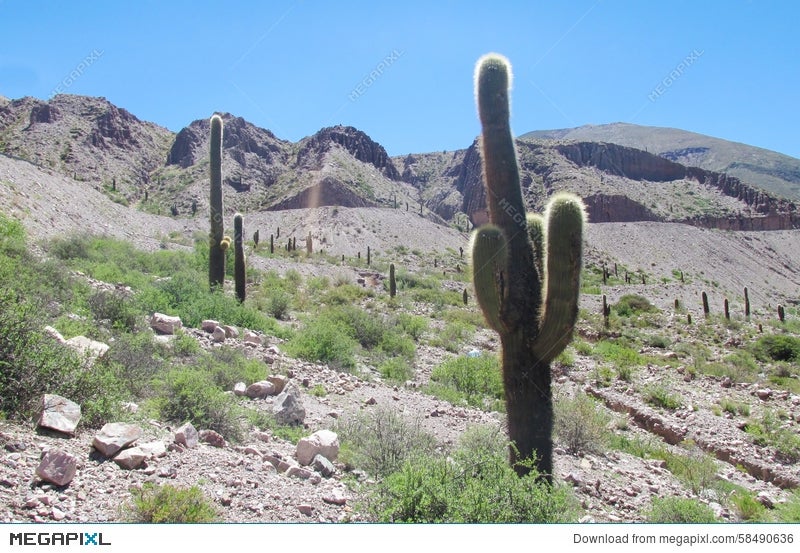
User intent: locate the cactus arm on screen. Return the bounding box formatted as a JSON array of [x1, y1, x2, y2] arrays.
[[470, 225, 508, 333], [531, 193, 585, 363]]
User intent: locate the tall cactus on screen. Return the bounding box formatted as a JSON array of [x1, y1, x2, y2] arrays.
[[234, 213, 246, 303], [471, 54, 585, 480], [389, 263, 397, 298], [209, 114, 225, 290]]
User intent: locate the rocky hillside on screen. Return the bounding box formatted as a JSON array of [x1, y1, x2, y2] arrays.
[[3, 94, 798, 232], [521, 123, 800, 202], [396, 139, 800, 231]]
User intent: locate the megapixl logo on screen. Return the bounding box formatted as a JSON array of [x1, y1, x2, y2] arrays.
[[9, 531, 111, 546]]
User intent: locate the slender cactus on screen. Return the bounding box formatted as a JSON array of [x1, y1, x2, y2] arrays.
[[702, 291, 710, 317], [724, 298, 730, 320], [234, 213, 246, 303], [463, 287, 468, 305], [470, 54, 585, 480], [209, 115, 225, 290], [306, 232, 313, 255], [389, 263, 397, 298], [744, 286, 750, 319]]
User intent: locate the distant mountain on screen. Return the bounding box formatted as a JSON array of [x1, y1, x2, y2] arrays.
[[1, 95, 797, 231], [520, 123, 800, 202]]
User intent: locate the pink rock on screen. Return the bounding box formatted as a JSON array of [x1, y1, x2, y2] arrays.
[[114, 447, 146, 470], [36, 450, 77, 486], [150, 313, 182, 335], [93, 423, 142, 457], [199, 429, 226, 448], [174, 422, 199, 448], [296, 430, 339, 466], [245, 381, 276, 399], [38, 394, 81, 435], [201, 319, 219, 333]]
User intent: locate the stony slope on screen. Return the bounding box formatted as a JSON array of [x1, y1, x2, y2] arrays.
[[521, 123, 800, 202]]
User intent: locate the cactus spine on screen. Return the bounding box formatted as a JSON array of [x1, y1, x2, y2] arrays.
[[234, 213, 246, 303], [389, 263, 397, 298], [209, 115, 225, 290], [470, 54, 585, 480]]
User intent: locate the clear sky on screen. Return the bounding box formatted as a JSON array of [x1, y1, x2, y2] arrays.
[[1, 0, 798, 158]]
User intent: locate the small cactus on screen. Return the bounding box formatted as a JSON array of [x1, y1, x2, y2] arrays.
[[778, 304, 785, 322], [702, 291, 710, 317], [744, 287, 750, 319], [724, 298, 730, 320], [463, 288, 468, 305], [234, 213, 246, 303], [253, 229, 259, 247], [367, 246, 371, 266], [389, 263, 397, 298], [270, 233, 274, 254], [306, 232, 313, 255]]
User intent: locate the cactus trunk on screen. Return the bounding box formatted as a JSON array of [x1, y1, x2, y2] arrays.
[[208, 115, 225, 290], [234, 213, 246, 303], [470, 54, 584, 481]]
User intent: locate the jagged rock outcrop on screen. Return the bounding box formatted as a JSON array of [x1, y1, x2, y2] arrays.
[[297, 126, 400, 180], [268, 176, 379, 210], [556, 142, 687, 182]]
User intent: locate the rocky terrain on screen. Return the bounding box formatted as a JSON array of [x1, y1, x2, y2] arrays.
[[0, 93, 799, 524]]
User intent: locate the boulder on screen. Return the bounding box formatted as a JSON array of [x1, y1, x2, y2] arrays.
[[92, 423, 142, 457], [223, 325, 239, 339], [150, 313, 182, 335], [296, 430, 339, 466], [199, 429, 226, 448], [138, 441, 167, 458], [243, 331, 262, 346], [233, 382, 247, 396], [64, 336, 109, 362], [211, 326, 226, 343], [174, 422, 199, 448], [201, 319, 219, 333], [267, 375, 289, 395], [273, 385, 306, 426], [312, 454, 336, 477], [38, 394, 81, 435], [43, 326, 66, 344], [113, 447, 146, 470], [36, 450, 78, 486], [245, 381, 276, 399]]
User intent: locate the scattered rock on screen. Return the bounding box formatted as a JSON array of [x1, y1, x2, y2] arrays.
[[35, 450, 78, 487], [150, 312, 182, 335], [199, 430, 226, 448], [37, 394, 81, 435], [243, 331, 262, 346], [92, 423, 142, 457], [201, 319, 219, 333], [756, 389, 773, 401], [233, 382, 247, 396], [113, 447, 146, 470], [322, 490, 347, 506], [311, 454, 336, 477], [245, 381, 276, 399], [64, 335, 109, 361], [297, 504, 314, 516], [273, 385, 306, 426], [43, 326, 66, 344], [296, 430, 339, 466], [757, 491, 775, 508], [212, 326, 226, 343], [174, 422, 199, 448], [223, 325, 239, 339], [138, 441, 167, 458], [267, 375, 289, 395]]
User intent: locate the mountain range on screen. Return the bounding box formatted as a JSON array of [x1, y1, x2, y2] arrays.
[[1, 93, 799, 232]]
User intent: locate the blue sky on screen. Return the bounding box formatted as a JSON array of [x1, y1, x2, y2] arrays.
[[1, 0, 798, 158]]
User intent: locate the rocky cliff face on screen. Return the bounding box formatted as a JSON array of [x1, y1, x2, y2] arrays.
[[0, 95, 172, 195], [296, 126, 401, 180]]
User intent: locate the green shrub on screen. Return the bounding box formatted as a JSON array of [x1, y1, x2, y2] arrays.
[[428, 353, 503, 409], [153, 367, 242, 441], [396, 313, 428, 341], [127, 483, 217, 523], [554, 392, 610, 455], [593, 341, 644, 367], [745, 411, 800, 463], [428, 321, 473, 352], [752, 335, 800, 362], [106, 331, 167, 398], [87, 289, 139, 332], [265, 291, 292, 320], [0, 290, 121, 425], [775, 491, 800, 522], [378, 358, 414, 383], [285, 315, 358, 369], [336, 406, 435, 478], [729, 490, 768, 522], [646, 497, 717, 523], [370, 427, 577, 523], [644, 384, 683, 410], [615, 294, 657, 317], [378, 330, 416, 359]]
